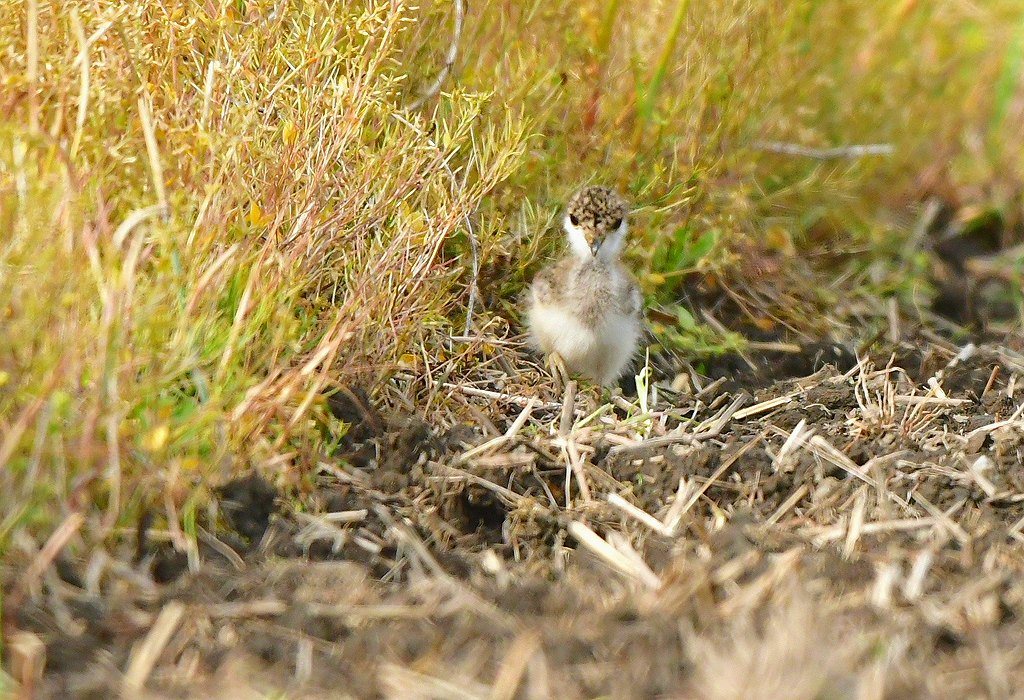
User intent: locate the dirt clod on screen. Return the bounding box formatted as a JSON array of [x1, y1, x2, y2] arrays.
[[217, 473, 278, 544]]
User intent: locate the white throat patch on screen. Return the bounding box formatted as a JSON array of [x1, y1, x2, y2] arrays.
[[599, 220, 627, 262], [563, 216, 628, 262], [564, 215, 591, 259]]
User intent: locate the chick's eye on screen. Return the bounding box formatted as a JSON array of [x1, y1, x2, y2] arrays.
[[569, 213, 579, 226], [610, 217, 623, 230]]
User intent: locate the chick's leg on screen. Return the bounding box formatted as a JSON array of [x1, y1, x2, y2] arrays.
[[545, 352, 571, 392]]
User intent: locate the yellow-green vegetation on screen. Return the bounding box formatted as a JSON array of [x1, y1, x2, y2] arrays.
[[1, 0, 1021, 549]]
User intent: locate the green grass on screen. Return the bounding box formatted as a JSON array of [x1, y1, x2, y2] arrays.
[[0, 0, 1021, 555]]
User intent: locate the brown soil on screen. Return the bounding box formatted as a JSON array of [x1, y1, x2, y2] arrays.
[[9, 334, 1024, 699]]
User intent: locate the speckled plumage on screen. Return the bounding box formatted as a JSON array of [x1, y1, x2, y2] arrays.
[[527, 186, 643, 386], [566, 186, 627, 244]]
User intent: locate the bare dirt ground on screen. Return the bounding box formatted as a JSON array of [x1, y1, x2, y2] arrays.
[[9, 213, 1024, 699], [12, 339, 1024, 699]]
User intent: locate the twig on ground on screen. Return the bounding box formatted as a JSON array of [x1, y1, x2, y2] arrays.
[[732, 392, 799, 420], [456, 398, 537, 464], [122, 602, 186, 695], [607, 493, 673, 536], [559, 381, 577, 437], [442, 382, 562, 410], [606, 394, 748, 457], [567, 521, 661, 589], [677, 430, 767, 516], [20, 512, 85, 597]]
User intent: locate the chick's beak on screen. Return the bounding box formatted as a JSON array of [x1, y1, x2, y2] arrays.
[[590, 238, 602, 255]]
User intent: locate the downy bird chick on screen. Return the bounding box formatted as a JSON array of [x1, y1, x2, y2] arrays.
[[527, 186, 643, 386]]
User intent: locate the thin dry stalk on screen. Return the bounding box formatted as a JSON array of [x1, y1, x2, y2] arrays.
[[563, 439, 593, 505], [843, 487, 868, 559], [443, 383, 561, 410], [8, 630, 45, 700], [137, 94, 168, 216], [732, 392, 799, 420], [807, 436, 877, 488], [381, 664, 489, 700], [457, 398, 536, 464], [678, 431, 766, 516], [25, 0, 38, 132], [607, 493, 673, 536], [489, 631, 541, 700], [912, 493, 970, 546], [558, 381, 577, 437], [766, 483, 810, 525], [122, 601, 186, 696], [20, 512, 84, 596], [567, 521, 661, 589], [752, 141, 894, 159], [404, 0, 465, 111]]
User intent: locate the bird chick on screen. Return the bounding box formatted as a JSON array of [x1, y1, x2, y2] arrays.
[[527, 186, 643, 386]]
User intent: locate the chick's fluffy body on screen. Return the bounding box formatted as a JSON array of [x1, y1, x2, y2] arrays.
[[528, 187, 643, 385]]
